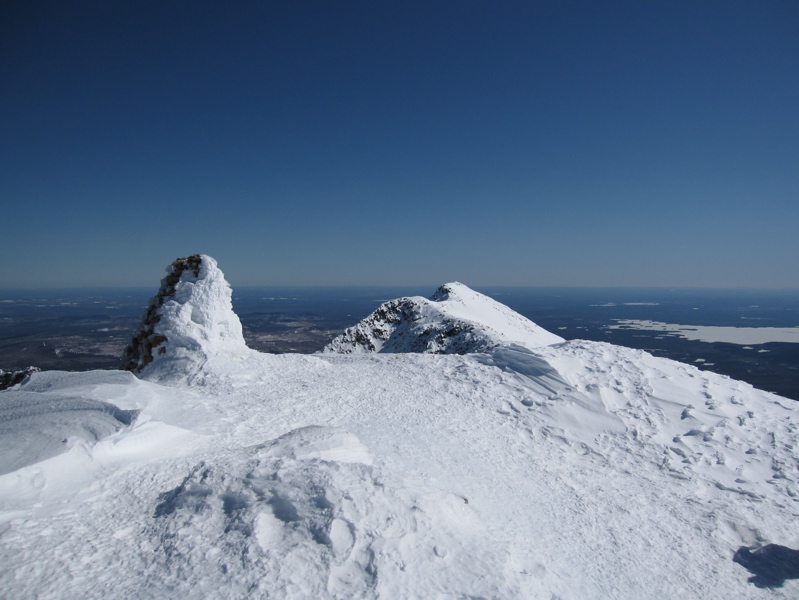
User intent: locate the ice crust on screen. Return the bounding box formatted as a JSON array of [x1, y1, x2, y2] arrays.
[[1, 256, 798, 599]]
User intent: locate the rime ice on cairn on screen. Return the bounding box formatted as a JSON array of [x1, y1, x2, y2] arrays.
[[122, 254, 247, 380]]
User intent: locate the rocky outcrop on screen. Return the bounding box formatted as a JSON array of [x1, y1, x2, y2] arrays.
[[323, 282, 563, 355], [324, 296, 493, 355], [0, 366, 40, 391]]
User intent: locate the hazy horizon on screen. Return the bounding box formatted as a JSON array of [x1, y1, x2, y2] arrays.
[[2, 283, 799, 293]]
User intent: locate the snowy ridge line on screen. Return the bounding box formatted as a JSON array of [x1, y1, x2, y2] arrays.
[[323, 281, 564, 355]]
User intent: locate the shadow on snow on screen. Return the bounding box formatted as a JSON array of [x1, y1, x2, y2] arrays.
[[734, 544, 799, 588]]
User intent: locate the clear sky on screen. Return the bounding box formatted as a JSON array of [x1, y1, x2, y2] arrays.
[[1, 1, 797, 289]]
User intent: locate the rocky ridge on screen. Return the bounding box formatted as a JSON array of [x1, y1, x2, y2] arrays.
[[324, 282, 564, 354]]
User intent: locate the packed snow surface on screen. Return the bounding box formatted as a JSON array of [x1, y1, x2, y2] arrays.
[[1, 255, 798, 599]]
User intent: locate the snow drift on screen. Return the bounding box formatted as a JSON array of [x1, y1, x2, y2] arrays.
[[1, 255, 798, 599]]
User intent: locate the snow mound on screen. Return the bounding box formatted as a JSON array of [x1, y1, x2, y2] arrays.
[[140, 429, 540, 599], [258, 426, 373, 465], [323, 281, 564, 354], [122, 254, 248, 380]]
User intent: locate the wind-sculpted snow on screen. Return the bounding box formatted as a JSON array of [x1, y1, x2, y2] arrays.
[[323, 281, 564, 354], [0, 387, 139, 475], [1, 256, 798, 599], [122, 254, 248, 380]]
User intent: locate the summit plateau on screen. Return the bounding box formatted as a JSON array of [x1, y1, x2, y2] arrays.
[[1, 254, 797, 599]]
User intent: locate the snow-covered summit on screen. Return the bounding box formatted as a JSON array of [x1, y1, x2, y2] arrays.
[[323, 281, 564, 354], [3, 255, 799, 599], [121, 254, 247, 380]]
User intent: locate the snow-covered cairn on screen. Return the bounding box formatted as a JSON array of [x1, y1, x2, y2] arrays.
[[122, 254, 247, 379]]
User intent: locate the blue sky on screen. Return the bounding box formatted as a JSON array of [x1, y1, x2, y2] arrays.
[[1, 1, 797, 288]]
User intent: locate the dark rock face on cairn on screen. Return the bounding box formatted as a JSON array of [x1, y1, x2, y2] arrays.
[[122, 255, 203, 373]]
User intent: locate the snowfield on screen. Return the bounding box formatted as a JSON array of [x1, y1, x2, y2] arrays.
[[1, 255, 797, 599]]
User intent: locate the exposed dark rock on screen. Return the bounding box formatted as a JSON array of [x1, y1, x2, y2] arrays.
[[325, 296, 489, 355], [122, 255, 203, 373], [0, 366, 40, 391]]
